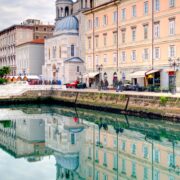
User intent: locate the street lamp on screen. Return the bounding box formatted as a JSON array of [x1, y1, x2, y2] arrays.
[[96, 64, 103, 91], [168, 57, 180, 93], [56, 67, 59, 85]]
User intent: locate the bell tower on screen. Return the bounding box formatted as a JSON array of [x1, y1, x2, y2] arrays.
[[56, 0, 73, 21]]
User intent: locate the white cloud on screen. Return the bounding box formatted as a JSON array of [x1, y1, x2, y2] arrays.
[[0, 0, 55, 30]]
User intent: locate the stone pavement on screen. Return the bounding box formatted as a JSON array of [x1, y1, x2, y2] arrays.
[[0, 84, 180, 98]]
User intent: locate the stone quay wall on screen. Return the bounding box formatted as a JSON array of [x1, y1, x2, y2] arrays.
[[0, 90, 180, 121]]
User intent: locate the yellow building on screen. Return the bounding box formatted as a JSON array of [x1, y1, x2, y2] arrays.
[[84, 0, 180, 91]]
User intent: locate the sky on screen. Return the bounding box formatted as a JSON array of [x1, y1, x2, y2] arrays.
[[0, 0, 56, 30]]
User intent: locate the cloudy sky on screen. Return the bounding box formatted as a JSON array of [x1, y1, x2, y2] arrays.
[[0, 0, 56, 30]]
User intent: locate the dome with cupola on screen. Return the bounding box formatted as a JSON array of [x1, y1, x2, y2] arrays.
[[54, 16, 79, 34]]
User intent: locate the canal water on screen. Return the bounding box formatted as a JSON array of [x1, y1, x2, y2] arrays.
[[0, 105, 179, 180]]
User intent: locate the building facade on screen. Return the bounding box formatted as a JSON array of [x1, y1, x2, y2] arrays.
[[0, 20, 54, 76], [43, 0, 94, 84], [84, 0, 180, 91], [16, 39, 44, 76]]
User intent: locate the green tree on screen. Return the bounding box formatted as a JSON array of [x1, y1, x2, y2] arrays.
[[0, 66, 11, 78]]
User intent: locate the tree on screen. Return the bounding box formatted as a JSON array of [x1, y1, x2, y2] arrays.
[[0, 66, 11, 78]]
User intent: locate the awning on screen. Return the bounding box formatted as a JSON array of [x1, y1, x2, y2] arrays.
[[83, 72, 99, 78], [146, 69, 161, 75], [164, 68, 175, 72], [129, 71, 147, 78]]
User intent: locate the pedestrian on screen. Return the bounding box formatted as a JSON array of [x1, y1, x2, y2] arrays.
[[104, 79, 109, 90], [116, 80, 123, 92]]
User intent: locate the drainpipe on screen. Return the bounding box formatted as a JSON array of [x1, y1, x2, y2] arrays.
[[151, 0, 154, 70], [92, 10, 95, 72]]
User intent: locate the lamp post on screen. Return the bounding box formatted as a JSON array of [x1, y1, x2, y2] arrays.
[[56, 67, 59, 85], [168, 58, 180, 93], [96, 64, 103, 91]]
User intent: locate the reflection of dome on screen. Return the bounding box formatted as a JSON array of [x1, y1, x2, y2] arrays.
[[55, 16, 79, 32], [55, 152, 79, 171]]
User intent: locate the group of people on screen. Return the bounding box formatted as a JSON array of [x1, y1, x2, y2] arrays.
[[100, 79, 109, 90]]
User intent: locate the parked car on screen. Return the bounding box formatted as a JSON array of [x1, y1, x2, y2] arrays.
[[66, 80, 79, 88]]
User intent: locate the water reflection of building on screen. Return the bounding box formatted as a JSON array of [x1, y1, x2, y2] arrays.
[[45, 114, 86, 179], [0, 111, 50, 161], [84, 123, 180, 180]]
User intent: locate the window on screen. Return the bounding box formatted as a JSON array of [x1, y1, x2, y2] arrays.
[[95, 149, 99, 161], [71, 44, 75, 56], [77, 66, 80, 73], [169, 19, 175, 35], [121, 8, 126, 20], [131, 50, 136, 61], [132, 27, 136, 41], [169, 45, 175, 58], [113, 32, 117, 45], [154, 22, 160, 38], [113, 154, 118, 170], [144, 24, 148, 39], [95, 17, 99, 28], [144, 167, 148, 180], [154, 169, 159, 180], [113, 53, 117, 64], [143, 48, 149, 60], [53, 46, 56, 58], [131, 162, 136, 177], [95, 55, 99, 65], [122, 159, 126, 173], [88, 166, 92, 177], [95, 170, 99, 180], [48, 48, 51, 59], [154, 47, 160, 59], [132, 5, 136, 17], [103, 15, 108, 26], [88, 147, 92, 159], [144, 1, 149, 15], [59, 46, 61, 58], [95, 36, 99, 48], [113, 11, 117, 23], [121, 30, 126, 43], [121, 51, 126, 62], [103, 174, 108, 180], [71, 133, 75, 144], [154, 149, 160, 163], [103, 151, 107, 166], [131, 144, 136, 154], [168, 153, 176, 167], [104, 135, 107, 145], [169, 0, 175, 7], [104, 54, 107, 63], [44, 28, 47, 31], [155, 0, 160, 11], [103, 34, 107, 47], [122, 140, 126, 150], [169, 176, 175, 180], [143, 145, 149, 158], [88, 37, 91, 49], [88, 19, 92, 30]]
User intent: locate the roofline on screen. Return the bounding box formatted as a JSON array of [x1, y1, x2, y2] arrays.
[[0, 25, 33, 35], [83, 0, 121, 14], [16, 41, 44, 47]]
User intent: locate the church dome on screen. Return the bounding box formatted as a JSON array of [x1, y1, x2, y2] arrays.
[[55, 16, 79, 33]]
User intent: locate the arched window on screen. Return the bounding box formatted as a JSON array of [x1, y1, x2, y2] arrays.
[[90, 0, 93, 8], [65, 7, 69, 16], [71, 45, 75, 57], [81, 0, 83, 8], [61, 8, 63, 17]]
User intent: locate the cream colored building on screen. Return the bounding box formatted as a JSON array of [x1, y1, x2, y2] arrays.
[[16, 39, 44, 76], [84, 0, 180, 91]]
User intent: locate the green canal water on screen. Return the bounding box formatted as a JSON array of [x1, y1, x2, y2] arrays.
[[0, 105, 179, 180]]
